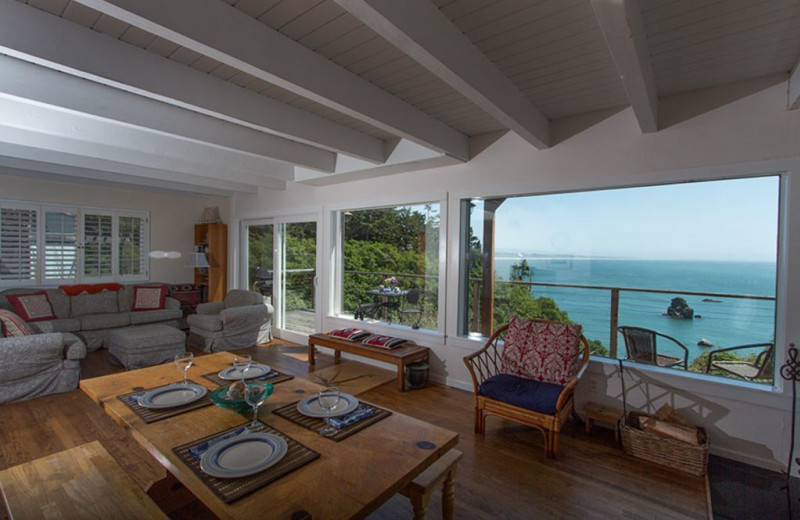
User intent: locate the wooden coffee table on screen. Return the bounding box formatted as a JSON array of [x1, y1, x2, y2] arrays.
[[79, 352, 457, 520], [307, 333, 430, 392]]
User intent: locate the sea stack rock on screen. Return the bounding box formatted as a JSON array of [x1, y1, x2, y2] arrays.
[[667, 297, 694, 319]]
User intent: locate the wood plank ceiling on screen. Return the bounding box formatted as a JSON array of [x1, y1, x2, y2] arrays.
[[0, 0, 799, 194]]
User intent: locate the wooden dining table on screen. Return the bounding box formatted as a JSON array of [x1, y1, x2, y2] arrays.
[[79, 352, 459, 520]]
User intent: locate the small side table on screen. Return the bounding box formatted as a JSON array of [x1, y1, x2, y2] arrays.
[[584, 402, 624, 443]]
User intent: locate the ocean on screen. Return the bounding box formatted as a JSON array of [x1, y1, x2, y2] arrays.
[[493, 257, 777, 363]]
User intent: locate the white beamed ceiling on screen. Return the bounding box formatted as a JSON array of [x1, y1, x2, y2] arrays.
[[1, 0, 799, 194]]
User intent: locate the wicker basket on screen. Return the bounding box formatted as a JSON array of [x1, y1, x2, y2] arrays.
[[620, 411, 709, 476]]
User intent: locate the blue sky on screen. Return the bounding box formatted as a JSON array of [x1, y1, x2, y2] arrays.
[[476, 176, 780, 262]]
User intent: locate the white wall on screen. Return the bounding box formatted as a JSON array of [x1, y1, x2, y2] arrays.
[[0, 173, 224, 284], [233, 75, 800, 472]]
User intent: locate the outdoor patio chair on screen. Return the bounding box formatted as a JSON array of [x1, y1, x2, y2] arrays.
[[463, 316, 590, 458], [618, 326, 689, 370], [704, 342, 774, 382], [398, 288, 422, 329]]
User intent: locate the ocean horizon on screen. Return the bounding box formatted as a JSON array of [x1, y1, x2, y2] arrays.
[[493, 257, 776, 363]]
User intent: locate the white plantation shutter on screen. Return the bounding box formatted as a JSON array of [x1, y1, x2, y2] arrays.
[[0, 206, 37, 283], [118, 214, 147, 279], [0, 201, 150, 285], [43, 209, 78, 282], [82, 212, 114, 280]]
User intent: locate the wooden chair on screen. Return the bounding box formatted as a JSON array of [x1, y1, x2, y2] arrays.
[[399, 449, 462, 520], [618, 326, 689, 370], [463, 320, 590, 458], [704, 342, 774, 382]]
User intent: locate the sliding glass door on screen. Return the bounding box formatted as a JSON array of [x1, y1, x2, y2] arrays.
[[242, 215, 319, 342]]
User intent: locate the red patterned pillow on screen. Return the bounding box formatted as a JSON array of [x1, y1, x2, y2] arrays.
[[0, 309, 33, 337], [131, 285, 167, 312], [500, 316, 583, 385], [6, 291, 56, 322]]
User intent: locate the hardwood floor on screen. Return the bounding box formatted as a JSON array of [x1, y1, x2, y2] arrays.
[[1, 341, 709, 520]]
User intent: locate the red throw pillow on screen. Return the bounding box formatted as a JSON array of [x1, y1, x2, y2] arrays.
[[0, 309, 33, 337], [60, 283, 123, 296], [6, 291, 56, 322], [500, 316, 583, 385], [131, 285, 167, 312]]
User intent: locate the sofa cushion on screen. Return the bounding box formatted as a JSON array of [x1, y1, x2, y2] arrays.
[[187, 313, 223, 332], [44, 289, 71, 319], [71, 290, 120, 316], [0, 309, 33, 337], [479, 373, 564, 415], [6, 292, 57, 322], [129, 307, 183, 325], [132, 285, 167, 312], [500, 316, 582, 385], [79, 313, 130, 331], [29, 318, 81, 334]]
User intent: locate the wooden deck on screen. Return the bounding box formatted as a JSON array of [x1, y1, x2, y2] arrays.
[[0, 341, 710, 520]]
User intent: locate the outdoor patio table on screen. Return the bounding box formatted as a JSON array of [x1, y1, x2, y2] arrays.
[[364, 288, 409, 321], [79, 352, 458, 520]]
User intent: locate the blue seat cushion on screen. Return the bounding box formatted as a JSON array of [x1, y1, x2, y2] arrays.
[[479, 374, 565, 415]]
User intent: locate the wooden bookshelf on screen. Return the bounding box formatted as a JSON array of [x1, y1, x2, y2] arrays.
[[194, 223, 227, 302]]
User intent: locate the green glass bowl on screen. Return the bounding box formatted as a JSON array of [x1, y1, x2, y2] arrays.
[[210, 382, 274, 412]]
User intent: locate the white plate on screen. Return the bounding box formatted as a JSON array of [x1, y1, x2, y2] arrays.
[[296, 393, 359, 418], [200, 433, 287, 479], [138, 384, 207, 409], [217, 363, 272, 381]]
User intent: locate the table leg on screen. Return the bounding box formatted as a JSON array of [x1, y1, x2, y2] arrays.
[[398, 362, 406, 392], [307, 341, 316, 366], [334, 350, 341, 364]]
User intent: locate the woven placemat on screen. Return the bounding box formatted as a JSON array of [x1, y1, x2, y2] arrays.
[[117, 380, 213, 424], [172, 421, 320, 503], [273, 400, 391, 442], [202, 369, 294, 387]]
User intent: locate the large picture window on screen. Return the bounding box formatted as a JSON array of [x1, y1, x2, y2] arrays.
[[340, 203, 441, 331], [459, 176, 780, 385], [0, 200, 149, 286]]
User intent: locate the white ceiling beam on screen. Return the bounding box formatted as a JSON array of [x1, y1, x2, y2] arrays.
[[0, 142, 259, 194], [0, 0, 385, 165], [0, 160, 235, 197], [0, 95, 289, 189], [789, 61, 800, 110], [334, 0, 550, 149], [591, 0, 658, 133], [0, 56, 333, 174], [73, 0, 471, 161]]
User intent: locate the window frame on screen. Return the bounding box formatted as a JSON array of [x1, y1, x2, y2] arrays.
[[449, 173, 787, 392], [0, 198, 149, 287], [331, 197, 447, 336]]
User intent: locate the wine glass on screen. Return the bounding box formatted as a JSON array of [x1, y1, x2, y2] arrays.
[[318, 387, 341, 437], [233, 354, 252, 383], [174, 352, 193, 385], [244, 381, 273, 428]]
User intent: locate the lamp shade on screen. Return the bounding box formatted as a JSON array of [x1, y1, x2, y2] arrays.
[[186, 252, 210, 268]]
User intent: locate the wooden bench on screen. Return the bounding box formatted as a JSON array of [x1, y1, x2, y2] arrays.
[[400, 449, 463, 520], [308, 333, 430, 391], [0, 441, 168, 520]]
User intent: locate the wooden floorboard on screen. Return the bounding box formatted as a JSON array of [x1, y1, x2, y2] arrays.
[[0, 340, 709, 520]]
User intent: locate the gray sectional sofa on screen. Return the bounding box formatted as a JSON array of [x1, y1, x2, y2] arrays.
[[0, 331, 86, 404], [0, 283, 183, 351]]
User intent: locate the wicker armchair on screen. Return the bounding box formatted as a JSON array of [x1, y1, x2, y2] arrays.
[[463, 319, 590, 458]]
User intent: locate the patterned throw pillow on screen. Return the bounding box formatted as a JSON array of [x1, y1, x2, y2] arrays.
[[500, 316, 583, 385], [6, 291, 57, 322], [0, 309, 33, 337], [131, 285, 167, 312]]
